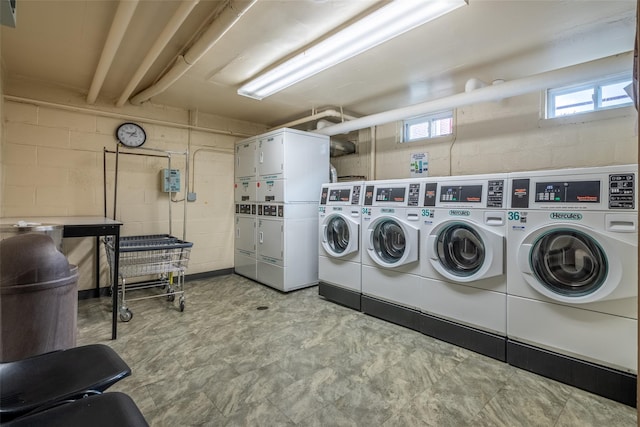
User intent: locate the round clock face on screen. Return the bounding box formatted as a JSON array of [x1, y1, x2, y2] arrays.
[[116, 122, 146, 147]]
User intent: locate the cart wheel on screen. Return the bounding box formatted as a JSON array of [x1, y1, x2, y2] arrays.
[[120, 308, 133, 322], [179, 298, 185, 312], [167, 288, 175, 302]]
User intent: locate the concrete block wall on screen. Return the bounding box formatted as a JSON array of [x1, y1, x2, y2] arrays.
[[1, 98, 267, 290], [331, 92, 637, 180]]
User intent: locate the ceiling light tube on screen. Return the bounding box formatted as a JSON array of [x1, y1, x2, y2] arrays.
[[238, 0, 467, 100]]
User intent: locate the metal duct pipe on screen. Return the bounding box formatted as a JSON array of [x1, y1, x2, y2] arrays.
[[329, 164, 338, 183], [272, 109, 359, 130], [130, 0, 257, 105], [116, 0, 200, 107], [87, 0, 139, 104], [316, 52, 633, 136]]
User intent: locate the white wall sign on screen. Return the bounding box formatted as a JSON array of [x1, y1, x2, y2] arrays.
[[410, 152, 428, 177]]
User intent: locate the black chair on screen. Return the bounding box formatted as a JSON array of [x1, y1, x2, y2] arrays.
[[3, 392, 149, 427], [0, 344, 131, 422]]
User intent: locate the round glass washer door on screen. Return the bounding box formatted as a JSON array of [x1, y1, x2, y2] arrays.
[[529, 229, 607, 297], [372, 219, 405, 264], [435, 223, 485, 277], [370, 217, 419, 267], [323, 215, 357, 257]]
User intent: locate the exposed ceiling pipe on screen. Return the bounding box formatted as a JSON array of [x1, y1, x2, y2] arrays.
[[271, 109, 359, 131], [87, 0, 139, 104], [130, 0, 257, 105], [464, 78, 488, 92], [116, 0, 200, 107], [4, 95, 253, 137], [316, 52, 633, 136]]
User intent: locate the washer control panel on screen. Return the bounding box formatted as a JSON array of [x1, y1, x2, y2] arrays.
[[258, 204, 284, 217], [487, 179, 505, 208], [235, 204, 255, 214], [351, 185, 362, 205], [407, 183, 421, 206], [320, 184, 363, 205], [609, 173, 635, 209]]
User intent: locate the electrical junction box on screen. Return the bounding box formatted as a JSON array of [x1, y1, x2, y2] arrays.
[[161, 169, 181, 192]]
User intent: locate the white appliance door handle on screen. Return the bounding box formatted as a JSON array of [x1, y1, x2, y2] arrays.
[[427, 235, 438, 260], [485, 211, 505, 226], [367, 228, 374, 250], [322, 224, 328, 243], [236, 228, 240, 239], [517, 244, 532, 273], [259, 151, 264, 164], [259, 231, 264, 244], [605, 214, 637, 232]]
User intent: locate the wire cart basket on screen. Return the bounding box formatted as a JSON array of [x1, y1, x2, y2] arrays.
[[104, 234, 193, 322]]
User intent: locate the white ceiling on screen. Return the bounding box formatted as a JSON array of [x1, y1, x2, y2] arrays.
[[1, 0, 636, 128]]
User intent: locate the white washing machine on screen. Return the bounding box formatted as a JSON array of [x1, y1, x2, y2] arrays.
[[361, 179, 423, 326], [419, 174, 508, 360], [318, 181, 365, 310], [506, 165, 637, 405]]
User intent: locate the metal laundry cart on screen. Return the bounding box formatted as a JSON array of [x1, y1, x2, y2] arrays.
[[104, 234, 192, 322]]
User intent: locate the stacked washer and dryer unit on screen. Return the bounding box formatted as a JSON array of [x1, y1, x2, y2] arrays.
[[234, 128, 329, 292], [318, 181, 365, 310], [234, 138, 259, 281], [506, 164, 637, 406], [419, 174, 509, 360]]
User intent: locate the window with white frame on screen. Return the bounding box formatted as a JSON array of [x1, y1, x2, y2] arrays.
[[402, 111, 453, 143], [546, 74, 633, 119]]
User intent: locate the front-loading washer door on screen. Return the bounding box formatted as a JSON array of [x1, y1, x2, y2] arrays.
[[516, 224, 631, 304], [367, 216, 418, 268], [530, 229, 607, 297], [321, 214, 358, 258], [428, 221, 503, 283]]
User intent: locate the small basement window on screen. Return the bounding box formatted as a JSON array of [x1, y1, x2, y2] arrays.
[[546, 74, 633, 119], [403, 111, 453, 142]]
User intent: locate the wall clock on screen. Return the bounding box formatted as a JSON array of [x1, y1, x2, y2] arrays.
[[116, 122, 146, 148]]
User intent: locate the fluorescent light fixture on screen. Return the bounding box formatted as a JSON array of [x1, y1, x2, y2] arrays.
[[238, 0, 467, 100]]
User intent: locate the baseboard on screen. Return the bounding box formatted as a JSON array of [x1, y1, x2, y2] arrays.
[[506, 339, 637, 407], [361, 295, 422, 333], [186, 268, 234, 281], [318, 282, 361, 311], [420, 313, 506, 361], [78, 287, 110, 300]]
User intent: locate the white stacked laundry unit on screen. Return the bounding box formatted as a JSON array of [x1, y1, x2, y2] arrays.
[[234, 137, 258, 280], [234, 128, 329, 292]]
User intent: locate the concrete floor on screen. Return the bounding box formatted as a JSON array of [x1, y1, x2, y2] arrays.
[[77, 274, 637, 426]]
